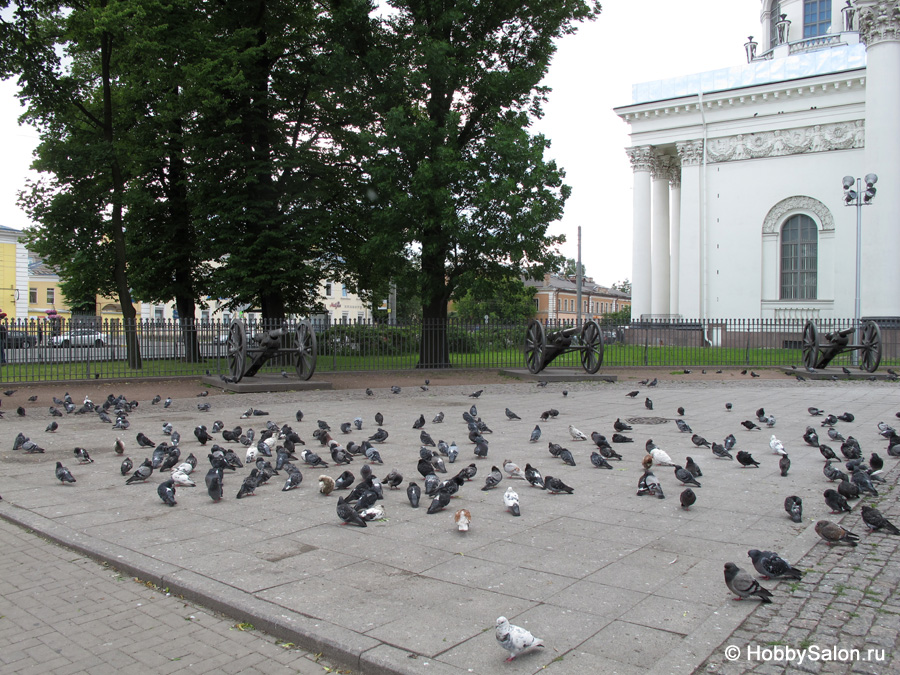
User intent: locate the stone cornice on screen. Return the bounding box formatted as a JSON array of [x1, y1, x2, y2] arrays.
[[676, 140, 705, 167], [857, 0, 900, 46], [762, 196, 835, 234], [705, 120, 864, 163], [625, 146, 654, 172]]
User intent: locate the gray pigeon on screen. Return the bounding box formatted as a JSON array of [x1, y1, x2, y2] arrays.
[[748, 549, 803, 580], [505, 408, 521, 420], [784, 495, 802, 523], [55, 461, 76, 484], [674, 465, 701, 487], [157, 478, 177, 506], [529, 425, 541, 443], [860, 505, 900, 535], [724, 562, 773, 603], [482, 466, 502, 491]]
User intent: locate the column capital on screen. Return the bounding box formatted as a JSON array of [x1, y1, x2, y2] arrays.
[[625, 145, 654, 172], [676, 140, 705, 166], [856, 0, 900, 46], [650, 153, 676, 181]]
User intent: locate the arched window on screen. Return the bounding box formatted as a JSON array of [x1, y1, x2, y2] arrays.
[[804, 0, 831, 38], [781, 214, 818, 299], [769, 1, 782, 48]]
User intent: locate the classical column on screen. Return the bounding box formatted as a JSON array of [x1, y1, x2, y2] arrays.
[[651, 153, 672, 317], [668, 164, 682, 317], [676, 140, 704, 318], [856, 0, 900, 318], [626, 146, 653, 320]]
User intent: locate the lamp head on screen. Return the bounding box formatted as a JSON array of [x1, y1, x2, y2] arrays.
[[842, 175, 855, 190], [864, 173, 878, 186]]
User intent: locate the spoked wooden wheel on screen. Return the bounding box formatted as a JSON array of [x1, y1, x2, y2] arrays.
[[524, 320, 547, 374], [580, 319, 604, 374], [227, 321, 247, 382], [859, 320, 882, 373], [293, 320, 318, 380], [801, 321, 819, 370]]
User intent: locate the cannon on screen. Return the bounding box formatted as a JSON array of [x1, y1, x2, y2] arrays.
[[801, 320, 882, 373], [524, 319, 604, 374], [225, 320, 317, 383]]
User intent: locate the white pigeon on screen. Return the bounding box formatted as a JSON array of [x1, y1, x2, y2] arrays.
[[173, 461, 194, 475], [503, 487, 521, 516], [769, 435, 786, 455], [650, 447, 674, 466], [170, 470, 196, 487], [359, 504, 385, 521], [568, 424, 588, 441], [245, 446, 258, 464], [495, 616, 544, 662], [454, 508, 471, 532], [503, 459, 525, 479], [262, 436, 276, 451]]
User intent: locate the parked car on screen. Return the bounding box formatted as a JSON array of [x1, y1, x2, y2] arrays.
[[49, 329, 110, 348], [2, 330, 37, 348]]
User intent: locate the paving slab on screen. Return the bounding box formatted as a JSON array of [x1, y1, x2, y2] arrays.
[[1, 375, 899, 673]]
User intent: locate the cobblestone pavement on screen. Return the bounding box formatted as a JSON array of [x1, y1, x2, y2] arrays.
[[701, 463, 900, 675], [0, 517, 354, 674]]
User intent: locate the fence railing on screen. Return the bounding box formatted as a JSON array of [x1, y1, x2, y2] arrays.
[[0, 316, 896, 383]]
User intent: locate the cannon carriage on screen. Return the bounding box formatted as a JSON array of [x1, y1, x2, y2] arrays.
[[524, 319, 605, 374], [225, 320, 317, 383], [801, 320, 882, 373]]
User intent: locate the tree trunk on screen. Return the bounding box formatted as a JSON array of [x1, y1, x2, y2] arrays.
[[174, 297, 200, 362], [100, 24, 141, 369], [417, 238, 452, 368]]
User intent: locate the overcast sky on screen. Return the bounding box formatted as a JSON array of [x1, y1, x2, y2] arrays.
[[0, 1, 761, 287]]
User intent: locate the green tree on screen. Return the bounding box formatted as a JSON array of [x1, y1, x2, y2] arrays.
[[557, 257, 586, 277], [612, 278, 632, 294], [358, 0, 601, 368], [452, 276, 535, 324]]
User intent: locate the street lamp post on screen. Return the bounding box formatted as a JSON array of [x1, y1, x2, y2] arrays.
[[842, 173, 878, 364]]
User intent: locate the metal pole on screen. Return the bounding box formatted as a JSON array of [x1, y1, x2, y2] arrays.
[[576, 226, 583, 329], [853, 177, 862, 366]]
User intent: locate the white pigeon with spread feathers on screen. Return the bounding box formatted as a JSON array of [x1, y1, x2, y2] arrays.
[[649, 447, 674, 466], [769, 435, 786, 455], [495, 616, 544, 661], [568, 424, 588, 441]]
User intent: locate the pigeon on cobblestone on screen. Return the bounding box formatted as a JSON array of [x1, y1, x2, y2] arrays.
[[495, 616, 543, 662], [748, 550, 803, 580], [724, 562, 773, 603], [815, 520, 859, 546], [860, 506, 900, 535]]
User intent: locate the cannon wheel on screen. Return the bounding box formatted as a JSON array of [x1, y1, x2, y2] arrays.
[[580, 319, 604, 374], [859, 320, 882, 373], [801, 321, 819, 370], [524, 320, 547, 374], [293, 320, 318, 380], [227, 321, 248, 382]]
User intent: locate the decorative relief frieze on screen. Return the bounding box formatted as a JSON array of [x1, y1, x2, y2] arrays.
[[676, 140, 705, 167], [705, 120, 864, 163], [857, 0, 900, 46]]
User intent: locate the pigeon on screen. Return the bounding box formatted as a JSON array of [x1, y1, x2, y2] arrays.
[[824, 489, 852, 514], [860, 505, 900, 535], [427, 491, 451, 514], [649, 447, 674, 466], [815, 520, 859, 546], [685, 456, 702, 477], [741, 420, 760, 431], [236, 469, 260, 498], [205, 469, 224, 501], [736, 451, 760, 468], [49, 406, 63, 417], [407, 482, 421, 507], [125, 458, 153, 484], [820, 414, 838, 427], [558, 448, 576, 466], [611, 433, 633, 443], [524, 463, 545, 489], [136, 432, 155, 448], [73, 447, 93, 464], [368, 428, 388, 443], [769, 435, 786, 455], [157, 479, 177, 506], [779, 454, 791, 477], [626, 390, 639, 398], [412, 414, 425, 430], [529, 425, 541, 443], [675, 419, 692, 433], [544, 476, 573, 494], [838, 478, 860, 501], [851, 468, 878, 496], [454, 508, 471, 530], [691, 434, 711, 448], [120, 457, 133, 476], [503, 459, 525, 479], [495, 616, 543, 662], [680, 488, 696, 510], [151, 395, 161, 405], [45, 421, 58, 433], [784, 496, 803, 523], [469, 389, 483, 398], [16, 406, 25, 417], [819, 444, 837, 461], [482, 466, 502, 491], [365, 388, 373, 396], [827, 428, 845, 442], [568, 425, 588, 442], [823, 460, 847, 483], [590, 452, 612, 469], [458, 463, 477, 481], [747, 550, 803, 580], [317, 475, 335, 495], [724, 562, 773, 603], [503, 487, 520, 516], [674, 465, 701, 487], [55, 462, 76, 484], [504, 408, 521, 421], [724, 434, 737, 451], [614, 418, 633, 432], [677, 406, 685, 415], [645, 397, 653, 410], [808, 407, 824, 416], [420, 430, 436, 447], [432, 412, 444, 424], [336, 496, 367, 527], [725, 402, 732, 411], [164, 397, 172, 408]]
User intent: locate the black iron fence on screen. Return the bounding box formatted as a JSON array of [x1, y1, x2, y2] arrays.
[[0, 316, 896, 383]]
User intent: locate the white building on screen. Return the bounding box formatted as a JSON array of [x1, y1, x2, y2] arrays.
[[616, 0, 899, 322]]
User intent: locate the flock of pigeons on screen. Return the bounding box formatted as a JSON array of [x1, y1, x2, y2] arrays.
[[7, 376, 900, 662]]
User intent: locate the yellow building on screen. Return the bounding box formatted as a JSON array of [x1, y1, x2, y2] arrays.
[[525, 274, 631, 323], [0, 225, 31, 320]]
